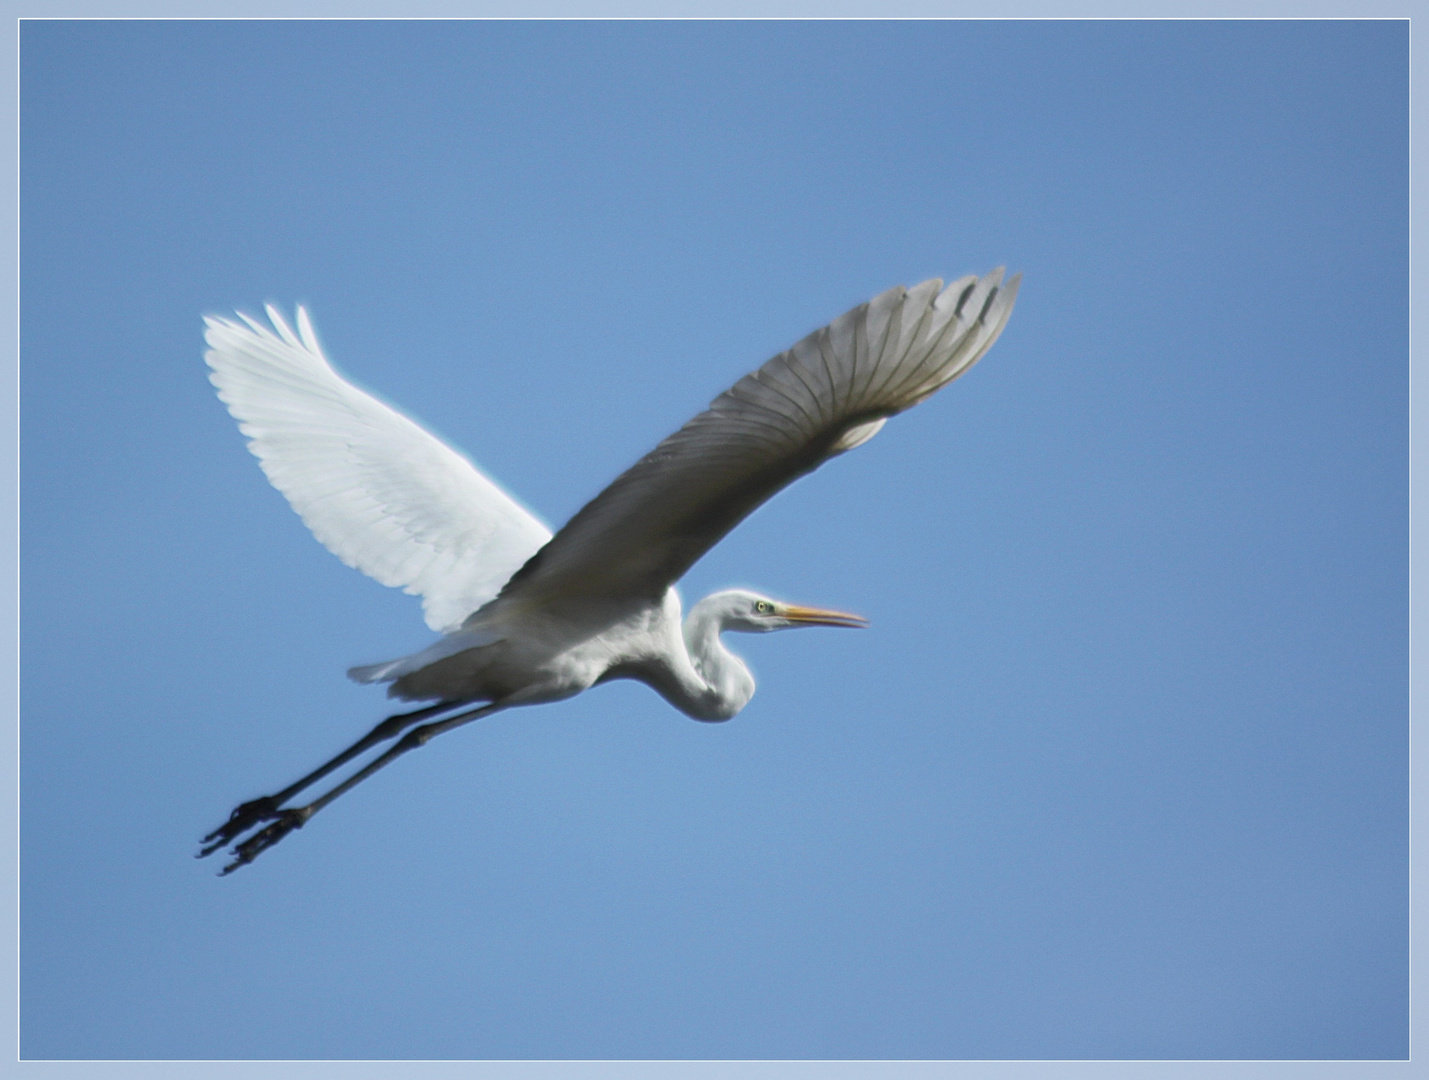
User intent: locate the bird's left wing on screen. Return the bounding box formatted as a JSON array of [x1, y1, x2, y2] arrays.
[[493, 271, 1019, 620], [205, 306, 552, 633]]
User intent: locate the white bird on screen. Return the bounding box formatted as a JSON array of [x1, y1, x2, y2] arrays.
[[200, 271, 1019, 872]]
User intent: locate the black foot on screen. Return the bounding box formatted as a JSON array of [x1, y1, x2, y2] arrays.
[[198, 795, 284, 858], [217, 807, 314, 875]]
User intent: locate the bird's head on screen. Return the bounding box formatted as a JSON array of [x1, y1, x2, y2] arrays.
[[713, 589, 868, 634]]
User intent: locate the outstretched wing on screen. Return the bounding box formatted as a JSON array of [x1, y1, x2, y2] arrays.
[[205, 306, 552, 633], [495, 270, 1019, 617]]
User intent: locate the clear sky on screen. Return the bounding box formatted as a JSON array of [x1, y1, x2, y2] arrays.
[[19, 19, 1407, 1061]]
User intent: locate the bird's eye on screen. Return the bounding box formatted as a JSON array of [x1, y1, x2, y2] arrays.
[[755, 601, 772, 614]]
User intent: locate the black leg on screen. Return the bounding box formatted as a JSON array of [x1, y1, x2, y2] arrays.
[[214, 701, 505, 875], [199, 699, 468, 858]]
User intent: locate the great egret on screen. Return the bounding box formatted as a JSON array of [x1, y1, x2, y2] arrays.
[[200, 270, 1020, 873]]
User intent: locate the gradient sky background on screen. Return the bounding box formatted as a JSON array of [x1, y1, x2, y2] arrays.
[[19, 19, 1407, 1061]]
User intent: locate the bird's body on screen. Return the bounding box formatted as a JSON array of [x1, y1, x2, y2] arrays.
[[200, 270, 1019, 871], [365, 587, 731, 718], [357, 581, 865, 719]]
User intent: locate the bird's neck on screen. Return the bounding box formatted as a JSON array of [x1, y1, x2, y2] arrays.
[[663, 594, 755, 722]]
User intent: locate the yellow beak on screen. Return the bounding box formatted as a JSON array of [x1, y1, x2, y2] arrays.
[[780, 604, 869, 629]]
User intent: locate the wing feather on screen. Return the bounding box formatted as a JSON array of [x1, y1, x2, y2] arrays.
[[204, 306, 552, 633], [495, 270, 1019, 617]]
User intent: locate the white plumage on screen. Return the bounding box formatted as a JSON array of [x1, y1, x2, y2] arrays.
[[204, 306, 551, 633], [201, 271, 1020, 872]]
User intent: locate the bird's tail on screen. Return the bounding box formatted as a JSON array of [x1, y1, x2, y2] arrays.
[[347, 659, 409, 684], [346, 626, 502, 685]]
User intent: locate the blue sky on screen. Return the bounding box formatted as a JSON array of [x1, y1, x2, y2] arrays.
[[19, 19, 1407, 1060]]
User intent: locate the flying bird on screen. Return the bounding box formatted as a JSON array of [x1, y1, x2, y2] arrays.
[[199, 271, 1020, 872]]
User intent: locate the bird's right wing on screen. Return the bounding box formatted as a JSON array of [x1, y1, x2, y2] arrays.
[[205, 307, 553, 633], [494, 270, 1018, 619]]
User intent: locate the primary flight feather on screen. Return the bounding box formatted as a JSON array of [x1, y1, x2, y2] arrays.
[[200, 271, 1020, 873]]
